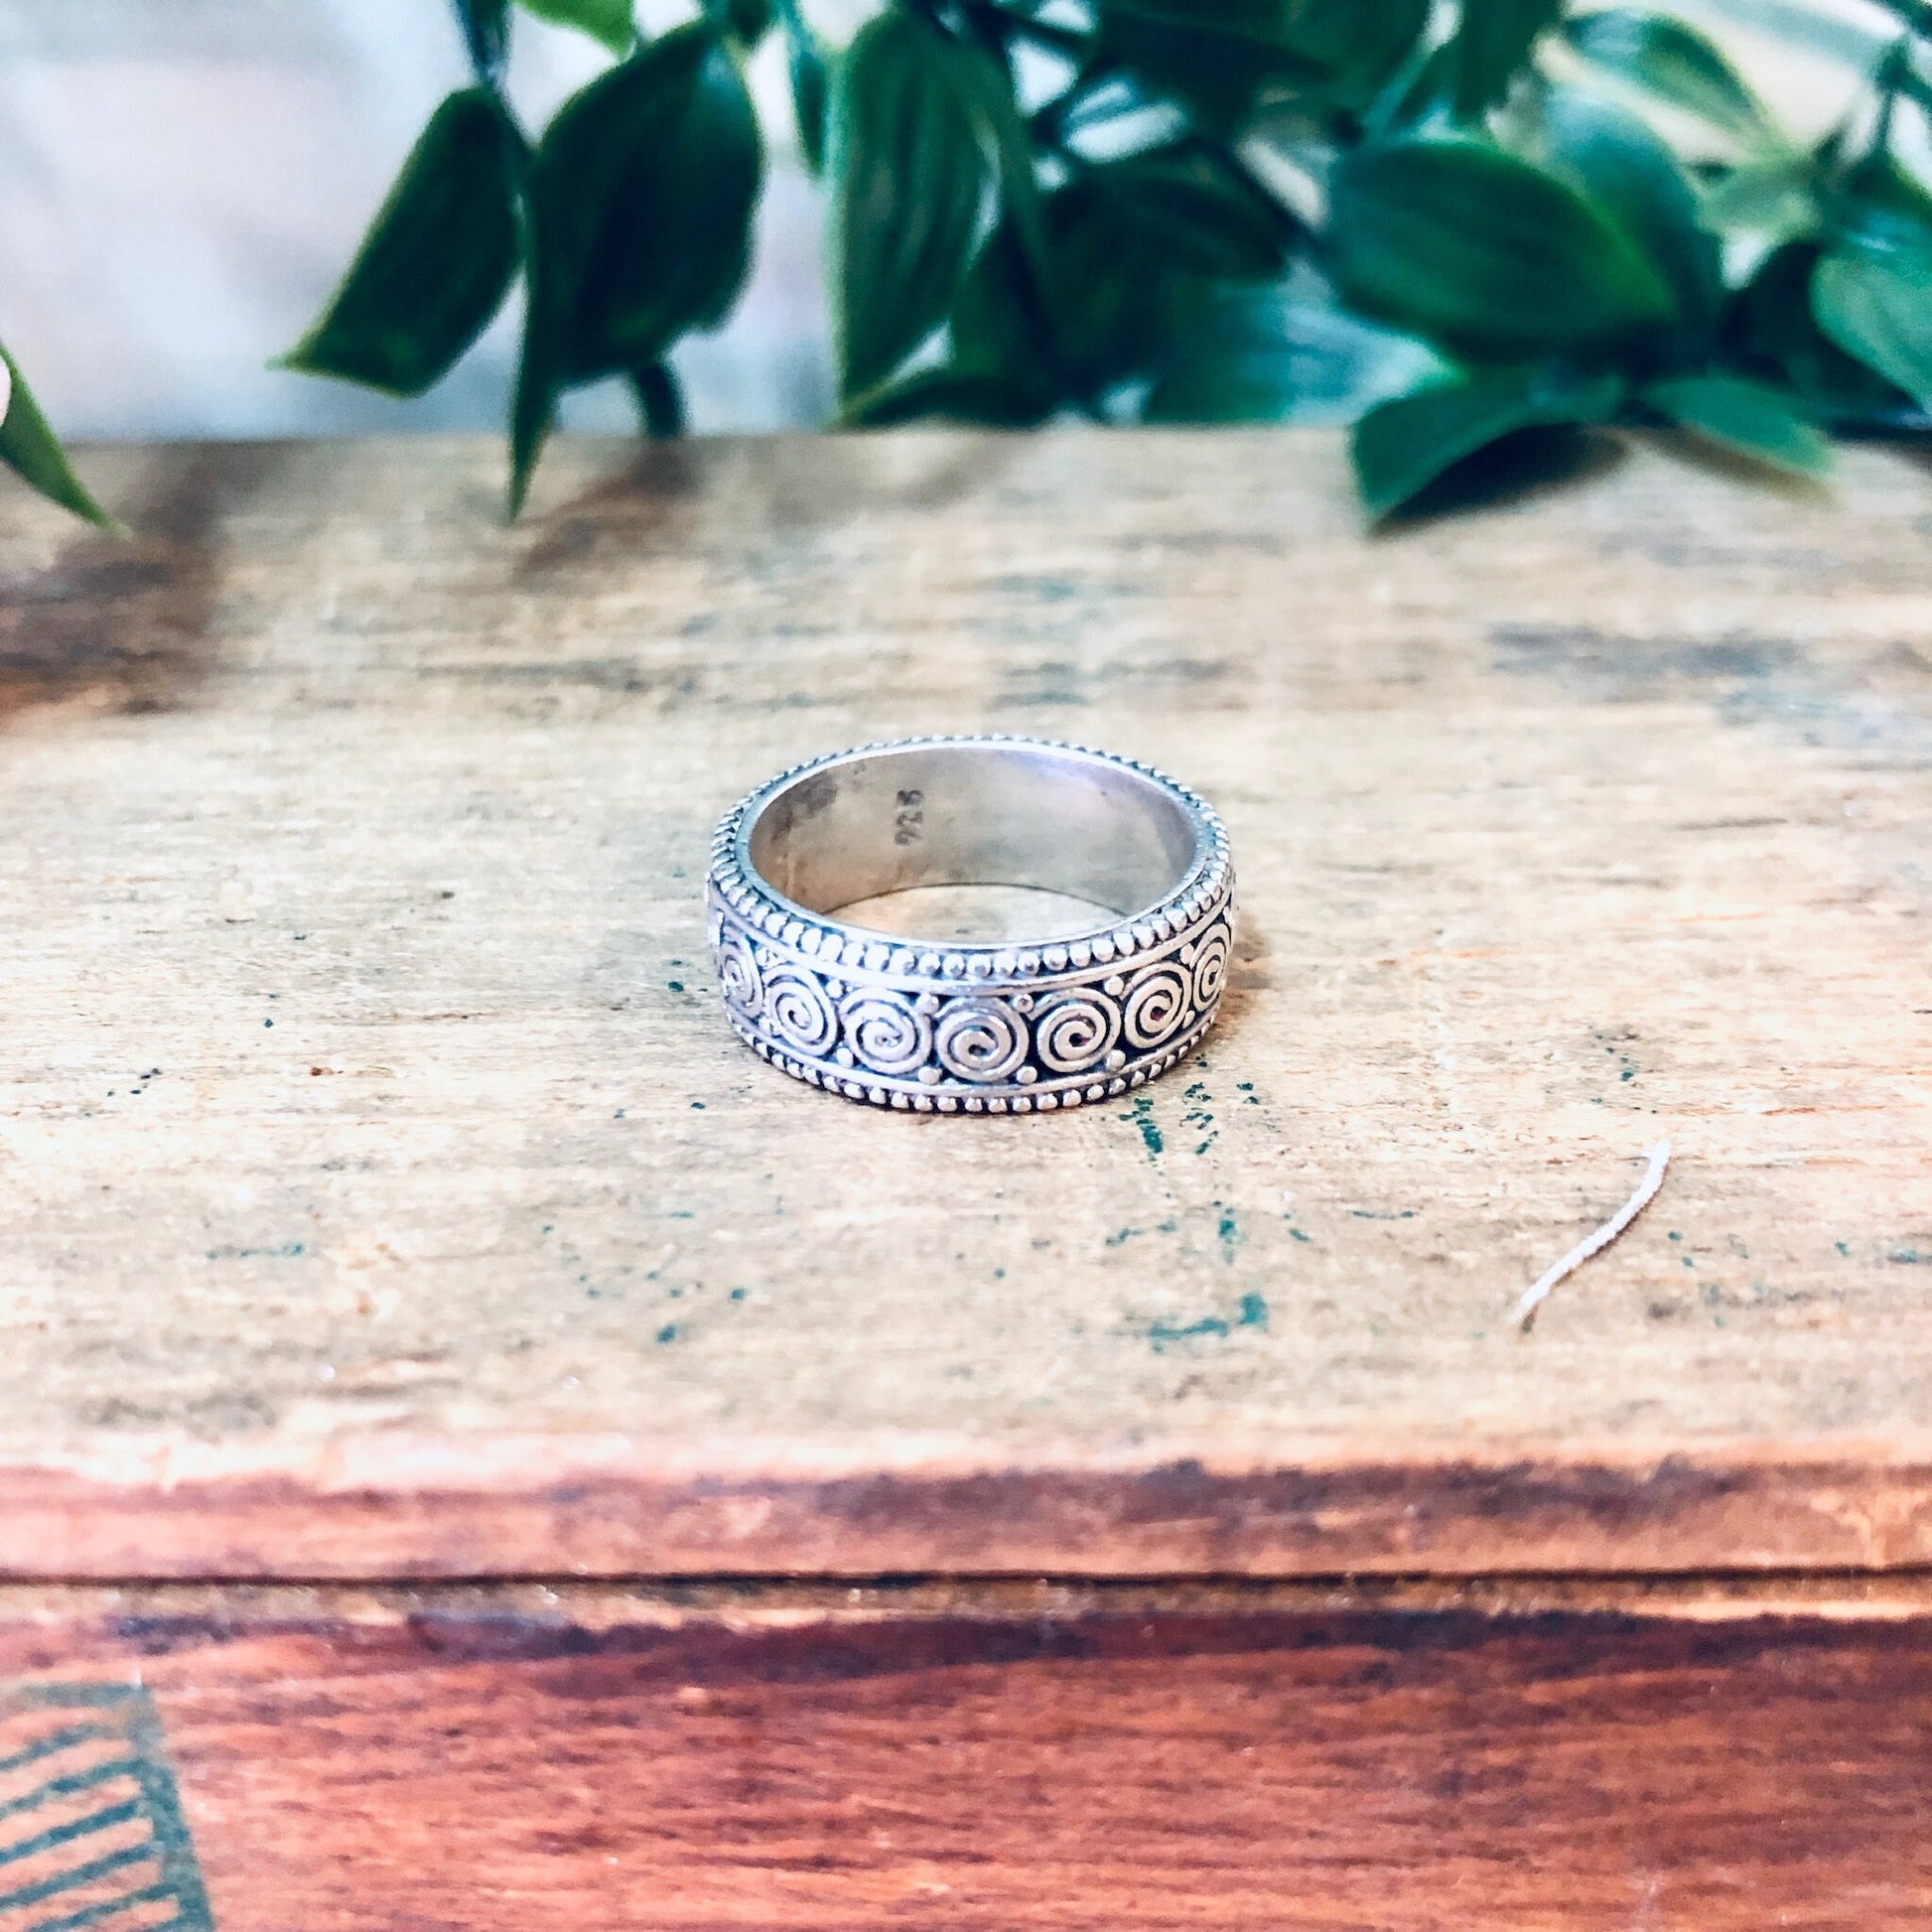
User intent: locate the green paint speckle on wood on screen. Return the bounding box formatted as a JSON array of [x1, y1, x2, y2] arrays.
[[1217, 1206, 1244, 1263], [1126, 1096, 1163, 1159], [656, 1322, 678, 1343], [1146, 1291, 1269, 1352], [1147, 1312, 1230, 1348]]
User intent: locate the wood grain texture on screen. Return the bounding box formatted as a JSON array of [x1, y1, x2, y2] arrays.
[[3, 1582, 1930, 1929], [0, 431, 1927, 1579]]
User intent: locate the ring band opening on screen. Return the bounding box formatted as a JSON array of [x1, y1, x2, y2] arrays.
[[745, 743, 1202, 942]]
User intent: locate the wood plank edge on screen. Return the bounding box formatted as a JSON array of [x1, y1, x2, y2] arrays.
[[3, 1444, 1930, 1578], [9, 1574, 1932, 1627]]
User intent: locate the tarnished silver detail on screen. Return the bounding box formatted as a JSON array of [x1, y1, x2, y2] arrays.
[[705, 736, 1235, 1111]]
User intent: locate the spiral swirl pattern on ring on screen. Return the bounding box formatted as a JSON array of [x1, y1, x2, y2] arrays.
[[839, 990, 933, 1076], [1122, 962, 1190, 1049], [1033, 991, 1121, 1073], [933, 997, 1029, 1083], [1188, 922, 1230, 1011], [717, 932, 763, 1018], [763, 969, 839, 1056]]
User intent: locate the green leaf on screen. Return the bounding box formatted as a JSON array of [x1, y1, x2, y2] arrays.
[[1094, 11, 1271, 129], [1279, 0, 1435, 87], [1325, 137, 1677, 357], [1145, 276, 1449, 423], [281, 87, 520, 397], [1352, 365, 1623, 518], [535, 26, 759, 376], [1642, 374, 1831, 473], [1562, 10, 1772, 142], [510, 229, 565, 518], [785, 16, 829, 174], [1814, 248, 1932, 411], [1085, 139, 1298, 282], [1539, 86, 1721, 350], [950, 168, 1258, 407], [1832, 150, 1932, 262], [0, 345, 116, 527], [512, 24, 761, 510], [944, 37, 1047, 289], [828, 9, 998, 400], [947, 218, 1057, 399], [515, 0, 632, 57], [1098, 0, 1430, 124], [846, 363, 1054, 428], [1098, 0, 1426, 65], [1728, 241, 1910, 425], [1699, 153, 1822, 249], [1450, 0, 1564, 119]]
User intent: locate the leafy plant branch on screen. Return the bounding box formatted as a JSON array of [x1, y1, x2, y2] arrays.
[[11, 0, 1932, 526]]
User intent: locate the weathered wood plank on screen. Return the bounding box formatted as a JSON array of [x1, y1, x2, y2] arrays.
[[0, 432, 1927, 1578], [2, 1581, 1929, 1929]]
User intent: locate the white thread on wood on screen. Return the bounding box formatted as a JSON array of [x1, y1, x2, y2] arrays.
[[1515, 1141, 1673, 1332]]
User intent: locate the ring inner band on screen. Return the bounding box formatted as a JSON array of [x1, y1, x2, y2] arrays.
[[746, 743, 1202, 933]]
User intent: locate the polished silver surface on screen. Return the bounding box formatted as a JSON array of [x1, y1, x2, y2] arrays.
[[705, 737, 1234, 1112]]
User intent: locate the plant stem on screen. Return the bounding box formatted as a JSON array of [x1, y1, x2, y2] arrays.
[[958, 0, 1088, 61], [1870, 34, 1911, 157]]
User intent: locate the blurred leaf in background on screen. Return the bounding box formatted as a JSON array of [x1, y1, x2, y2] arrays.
[[0, 344, 115, 528], [281, 87, 523, 398], [238, 0, 1926, 523], [512, 21, 760, 507]]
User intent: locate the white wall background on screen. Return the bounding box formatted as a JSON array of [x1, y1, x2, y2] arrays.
[[0, 0, 1901, 444], [0, 0, 834, 440]]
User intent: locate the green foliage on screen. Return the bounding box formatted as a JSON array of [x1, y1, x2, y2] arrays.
[[1641, 373, 1831, 473], [512, 23, 760, 507], [1452, 0, 1565, 118], [281, 87, 521, 396], [518, 0, 635, 56], [265, 0, 1932, 523], [0, 345, 116, 528], [1326, 138, 1675, 356], [828, 8, 1004, 402], [1562, 9, 1772, 142], [1353, 366, 1622, 517]]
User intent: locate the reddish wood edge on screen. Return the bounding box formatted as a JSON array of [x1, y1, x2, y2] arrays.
[[5, 1444, 1931, 1579], [6, 1587, 1932, 1929]]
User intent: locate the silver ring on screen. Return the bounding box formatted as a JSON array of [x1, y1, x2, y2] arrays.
[[705, 736, 1234, 1112]]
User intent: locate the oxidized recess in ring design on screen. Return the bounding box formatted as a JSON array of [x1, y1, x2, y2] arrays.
[[705, 737, 1235, 1113]]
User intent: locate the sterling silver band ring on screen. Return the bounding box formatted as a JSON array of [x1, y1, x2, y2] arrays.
[[704, 736, 1234, 1112]]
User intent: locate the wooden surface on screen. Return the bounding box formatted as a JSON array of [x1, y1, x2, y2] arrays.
[[1, 1579, 1929, 1929], [0, 430, 1928, 1579]]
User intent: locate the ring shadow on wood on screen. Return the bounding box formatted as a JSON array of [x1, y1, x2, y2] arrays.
[[0, 445, 286, 724]]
